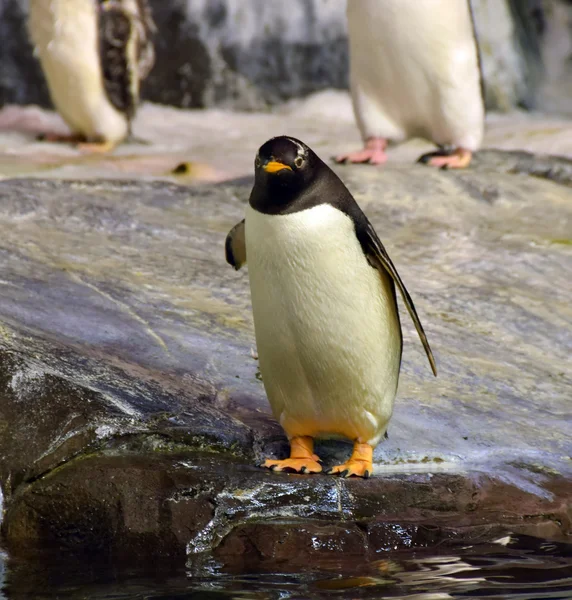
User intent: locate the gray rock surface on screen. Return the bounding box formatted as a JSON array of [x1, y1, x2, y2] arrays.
[[1, 0, 571, 113], [0, 150, 570, 564]]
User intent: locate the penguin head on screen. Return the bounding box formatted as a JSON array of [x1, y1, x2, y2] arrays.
[[250, 136, 322, 213]]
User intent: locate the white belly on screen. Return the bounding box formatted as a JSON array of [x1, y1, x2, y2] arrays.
[[28, 0, 128, 143], [245, 203, 402, 446], [347, 0, 483, 149]]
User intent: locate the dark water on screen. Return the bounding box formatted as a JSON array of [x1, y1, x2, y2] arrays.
[[1, 534, 571, 599]]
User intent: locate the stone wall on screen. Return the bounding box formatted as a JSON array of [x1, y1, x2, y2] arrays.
[[0, 0, 570, 113]]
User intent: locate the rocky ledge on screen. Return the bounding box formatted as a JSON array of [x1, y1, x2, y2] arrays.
[[0, 152, 571, 570]]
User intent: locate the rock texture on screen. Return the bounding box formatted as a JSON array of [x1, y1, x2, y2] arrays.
[[1, 0, 571, 112], [0, 152, 571, 565]]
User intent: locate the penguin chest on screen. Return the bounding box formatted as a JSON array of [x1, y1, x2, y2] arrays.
[[28, 0, 128, 142], [245, 204, 402, 445]]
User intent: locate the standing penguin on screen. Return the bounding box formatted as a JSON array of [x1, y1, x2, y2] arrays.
[[335, 0, 484, 169], [28, 0, 155, 152], [226, 136, 436, 478]]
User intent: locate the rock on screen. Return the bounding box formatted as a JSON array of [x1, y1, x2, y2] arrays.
[[0, 0, 49, 107], [473, 0, 544, 110], [1, 0, 571, 113], [0, 155, 570, 565], [143, 0, 349, 110], [538, 0, 572, 116], [3, 100, 572, 184]]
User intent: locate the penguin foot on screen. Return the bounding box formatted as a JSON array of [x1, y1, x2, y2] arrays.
[[37, 132, 86, 144], [417, 148, 472, 169], [328, 442, 373, 478], [77, 141, 117, 154], [263, 457, 322, 474], [261, 435, 322, 474], [334, 137, 388, 165]]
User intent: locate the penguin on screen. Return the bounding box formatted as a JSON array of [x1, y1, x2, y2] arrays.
[[226, 136, 436, 478], [335, 0, 484, 169], [28, 0, 155, 152]]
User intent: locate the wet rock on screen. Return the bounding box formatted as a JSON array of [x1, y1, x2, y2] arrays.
[[0, 158, 570, 564], [1, 0, 571, 112], [215, 521, 368, 570]]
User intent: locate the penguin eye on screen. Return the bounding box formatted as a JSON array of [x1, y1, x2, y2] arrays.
[[255, 156, 261, 168], [294, 156, 304, 168]]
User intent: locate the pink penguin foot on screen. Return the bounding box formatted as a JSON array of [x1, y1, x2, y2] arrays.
[[417, 148, 473, 170], [334, 137, 388, 165]]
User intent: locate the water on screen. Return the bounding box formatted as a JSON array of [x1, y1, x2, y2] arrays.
[[1, 534, 570, 599]]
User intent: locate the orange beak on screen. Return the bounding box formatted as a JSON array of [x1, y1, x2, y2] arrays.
[[264, 161, 292, 173]]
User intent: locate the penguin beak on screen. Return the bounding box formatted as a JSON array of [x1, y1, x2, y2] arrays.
[[264, 161, 292, 173]]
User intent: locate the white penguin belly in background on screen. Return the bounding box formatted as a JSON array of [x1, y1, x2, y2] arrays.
[[336, 0, 484, 169], [28, 0, 155, 151], [246, 203, 402, 448], [226, 136, 437, 478]]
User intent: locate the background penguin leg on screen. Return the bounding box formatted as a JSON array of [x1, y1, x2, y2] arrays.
[[262, 435, 322, 474], [335, 80, 396, 165], [417, 147, 473, 169], [328, 442, 373, 478], [334, 137, 388, 165]]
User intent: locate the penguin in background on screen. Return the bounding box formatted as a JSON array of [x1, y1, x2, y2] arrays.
[[226, 136, 436, 478], [28, 0, 156, 152], [335, 0, 484, 169]]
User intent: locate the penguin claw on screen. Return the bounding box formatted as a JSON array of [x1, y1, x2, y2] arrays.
[[417, 148, 472, 169], [260, 457, 322, 474], [334, 138, 388, 165], [333, 149, 388, 165], [328, 460, 373, 478]]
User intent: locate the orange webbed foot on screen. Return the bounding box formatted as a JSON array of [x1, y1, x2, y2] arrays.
[[328, 442, 373, 479], [77, 140, 116, 154], [417, 148, 472, 169], [261, 435, 322, 474], [334, 137, 388, 165]]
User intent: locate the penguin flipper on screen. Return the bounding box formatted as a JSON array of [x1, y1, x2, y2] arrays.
[[133, 0, 157, 80], [225, 220, 246, 270], [98, 0, 156, 122], [361, 221, 437, 376]]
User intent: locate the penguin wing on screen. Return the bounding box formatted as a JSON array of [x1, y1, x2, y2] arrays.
[[360, 219, 437, 376], [225, 220, 246, 270], [98, 0, 156, 120]]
